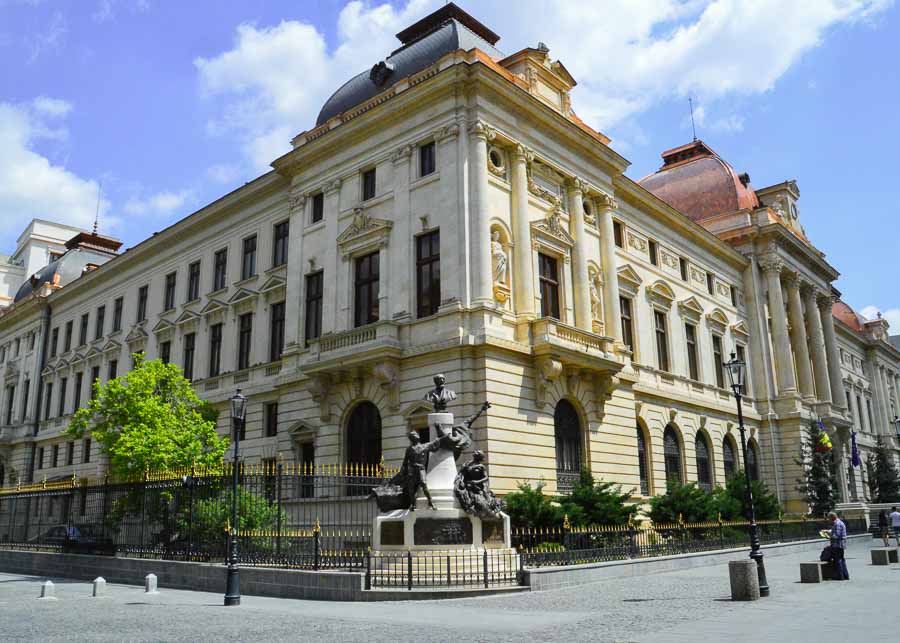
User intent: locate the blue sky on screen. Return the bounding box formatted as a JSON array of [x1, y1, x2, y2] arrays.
[[1, 0, 898, 324]]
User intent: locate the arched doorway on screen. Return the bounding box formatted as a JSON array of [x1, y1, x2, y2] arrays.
[[663, 425, 682, 484], [746, 438, 760, 481], [722, 435, 737, 479], [695, 433, 712, 493], [346, 402, 382, 494], [636, 424, 651, 496], [554, 399, 582, 493]]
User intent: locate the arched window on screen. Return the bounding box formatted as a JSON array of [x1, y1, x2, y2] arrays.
[[554, 400, 582, 493], [637, 425, 650, 496], [746, 439, 759, 481], [663, 425, 682, 484], [722, 436, 737, 479], [346, 401, 382, 485], [695, 433, 712, 493]]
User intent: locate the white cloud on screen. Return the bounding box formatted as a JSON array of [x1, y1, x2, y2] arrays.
[[123, 189, 195, 218], [206, 163, 241, 185], [32, 96, 72, 118], [861, 305, 900, 331], [0, 99, 113, 244], [196, 0, 891, 166], [28, 9, 66, 62]]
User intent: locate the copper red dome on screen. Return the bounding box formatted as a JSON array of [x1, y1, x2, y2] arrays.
[[832, 300, 868, 333], [638, 140, 759, 222]]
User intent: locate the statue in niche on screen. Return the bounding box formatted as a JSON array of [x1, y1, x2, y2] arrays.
[[454, 450, 504, 518], [491, 231, 508, 285], [589, 272, 602, 320]]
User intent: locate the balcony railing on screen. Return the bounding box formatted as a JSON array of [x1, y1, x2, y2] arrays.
[[531, 318, 613, 356]]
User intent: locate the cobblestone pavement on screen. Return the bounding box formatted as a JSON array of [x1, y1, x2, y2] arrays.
[[1, 540, 897, 642]]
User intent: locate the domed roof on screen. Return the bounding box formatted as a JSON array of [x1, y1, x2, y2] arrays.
[[315, 4, 502, 126], [13, 247, 108, 303], [638, 140, 759, 222], [832, 300, 868, 332]]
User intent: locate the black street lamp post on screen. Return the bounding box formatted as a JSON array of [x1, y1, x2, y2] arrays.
[[224, 389, 247, 607], [724, 352, 770, 597]]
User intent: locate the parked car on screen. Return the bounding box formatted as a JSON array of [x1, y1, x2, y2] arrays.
[[28, 524, 116, 556]]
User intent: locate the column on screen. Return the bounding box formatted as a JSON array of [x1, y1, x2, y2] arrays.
[[389, 145, 412, 319], [322, 179, 342, 334], [469, 121, 494, 305], [510, 145, 535, 321], [759, 257, 796, 394], [567, 179, 592, 332], [848, 386, 861, 431], [818, 294, 846, 409], [867, 354, 887, 435], [877, 364, 892, 434], [784, 273, 815, 399], [597, 193, 622, 343], [803, 286, 831, 404], [833, 431, 850, 503], [283, 187, 306, 355]]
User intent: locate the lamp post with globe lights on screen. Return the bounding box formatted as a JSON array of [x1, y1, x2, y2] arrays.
[[224, 389, 247, 607]]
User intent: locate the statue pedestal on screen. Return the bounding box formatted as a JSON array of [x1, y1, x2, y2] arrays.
[[425, 412, 458, 510], [372, 507, 511, 551]]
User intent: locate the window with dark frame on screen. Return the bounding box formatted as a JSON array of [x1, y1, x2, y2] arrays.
[[57, 378, 67, 417], [712, 334, 725, 388], [663, 425, 682, 483], [164, 272, 177, 311], [695, 434, 712, 493], [73, 372, 83, 412], [264, 402, 278, 438], [637, 426, 650, 495], [213, 248, 228, 291], [300, 442, 315, 498], [50, 327, 58, 357], [44, 382, 53, 420], [729, 285, 737, 307], [209, 323, 223, 377], [4, 385, 14, 425], [419, 141, 436, 177], [21, 380, 29, 420], [183, 333, 195, 381], [685, 323, 699, 381], [112, 297, 123, 332], [29, 332, 35, 351], [242, 235, 257, 280], [90, 366, 100, 399], [648, 239, 659, 266], [554, 400, 582, 493], [272, 221, 289, 267], [311, 192, 324, 224], [159, 341, 171, 364], [95, 305, 105, 340], [237, 313, 253, 370], [723, 437, 736, 478], [83, 438, 91, 464], [108, 360, 117, 381], [613, 220, 624, 248], [37, 447, 44, 470], [620, 297, 634, 350], [679, 257, 688, 281], [654, 310, 669, 372], [137, 285, 148, 322], [269, 301, 285, 362], [706, 272, 715, 295], [354, 252, 380, 327], [538, 253, 561, 319], [52, 444, 59, 468], [746, 441, 759, 481], [79, 313, 89, 346], [64, 321, 72, 351], [416, 230, 440, 318], [304, 271, 323, 345], [187, 261, 201, 302], [66, 441, 74, 466], [362, 168, 376, 201]]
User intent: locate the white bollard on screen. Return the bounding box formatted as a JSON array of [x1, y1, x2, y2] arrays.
[[39, 580, 56, 600], [92, 577, 107, 597], [144, 573, 158, 594]]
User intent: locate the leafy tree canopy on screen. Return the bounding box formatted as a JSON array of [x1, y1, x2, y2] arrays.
[[66, 354, 227, 478], [711, 471, 780, 522]]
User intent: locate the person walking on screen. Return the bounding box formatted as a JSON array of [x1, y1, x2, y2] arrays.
[[877, 510, 890, 547], [828, 511, 850, 581], [890, 506, 900, 547]]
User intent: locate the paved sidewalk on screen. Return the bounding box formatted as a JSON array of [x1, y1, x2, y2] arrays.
[[1, 540, 897, 642]]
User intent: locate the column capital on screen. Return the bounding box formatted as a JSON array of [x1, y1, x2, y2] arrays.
[[817, 293, 837, 312], [781, 270, 801, 290], [596, 192, 618, 212], [288, 193, 306, 216], [468, 120, 495, 141], [513, 143, 533, 163], [324, 178, 342, 195], [758, 255, 784, 275], [567, 177, 588, 194], [391, 144, 413, 165]]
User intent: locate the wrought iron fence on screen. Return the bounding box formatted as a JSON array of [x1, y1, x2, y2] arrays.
[[365, 549, 521, 590]]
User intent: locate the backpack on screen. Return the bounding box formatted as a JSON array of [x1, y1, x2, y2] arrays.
[[820, 545, 833, 562]]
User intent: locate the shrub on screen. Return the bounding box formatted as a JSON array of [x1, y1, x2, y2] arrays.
[[712, 471, 781, 522], [647, 480, 716, 525], [503, 480, 564, 529], [558, 470, 637, 527]]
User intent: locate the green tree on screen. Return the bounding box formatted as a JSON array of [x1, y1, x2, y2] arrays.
[[503, 480, 564, 529], [66, 354, 228, 477], [866, 437, 900, 503], [648, 480, 716, 524], [179, 487, 285, 554], [711, 471, 780, 522], [794, 421, 838, 517], [558, 470, 637, 527]]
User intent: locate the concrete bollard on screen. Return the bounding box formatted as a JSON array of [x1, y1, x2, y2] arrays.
[[92, 577, 107, 597], [728, 559, 760, 601], [144, 574, 159, 594], [39, 580, 56, 600]]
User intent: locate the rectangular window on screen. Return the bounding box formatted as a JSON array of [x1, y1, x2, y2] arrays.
[[264, 402, 278, 438], [209, 323, 223, 377], [183, 333, 195, 381], [112, 297, 123, 332], [164, 272, 177, 311], [82, 438, 91, 464], [50, 327, 59, 357], [238, 313, 253, 370], [187, 261, 201, 302], [79, 313, 89, 345], [95, 305, 105, 340], [29, 332, 36, 351], [712, 334, 725, 388], [685, 324, 699, 381], [419, 141, 436, 176], [37, 447, 44, 470], [706, 272, 715, 296], [52, 444, 59, 468], [4, 386, 14, 425], [648, 240, 659, 266], [159, 341, 171, 364], [21, 380, 29, 420], [730, 285, 737, 307], [613, 220, 624, 248], [108, 360, 118, 381], [269, 301, 285, 362], [241, 235, 257, 280], [66, 441, 74, 466], [354, 252, 380, 327], [64, 321, 73, 351], [213, 248, 228, 291], [735, 344, 749, 395], [311, 192, 324, 224], [57, 378, 68, 417], [137, 285, 149, 322], [44, 382, 53, 420], [856, 395, 863, 430], [90, 366, 100, 399], [14, 338, 19, 357], [538, 253, 561, 319], [679, 257, 688, 281], [74, 372, 83, 412], [416, 230, 441, 318], [272, 221, 289, 267], [654, 310, 669, 372], [305, 271, 323, 345], [362, 168, 376, 201]]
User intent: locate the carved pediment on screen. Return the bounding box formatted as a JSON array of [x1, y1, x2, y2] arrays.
[[288, 419, 318, 441], [152, 319, 175, 336], [174, 310, 200, 327], [677, 296, 704, 321], [337, 208, 393, 259], [617, 264, 643, 296], [53, 358, 68, 372], [124, 325, 148, 346], [259, 274, 286, 295], [730, 320, 750, 338], [200, 298, 227, 317], [101, 339, 121, 355], [227, 288, 258, 305], [531, 209, 574, 248], [70, 351, 87, 365], [647, 280, 675, 309], [85, 346, 102, 361], [706, 307, 729, 332]]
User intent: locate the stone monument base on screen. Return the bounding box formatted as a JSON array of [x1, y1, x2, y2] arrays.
[[372, 505, 511, 551]]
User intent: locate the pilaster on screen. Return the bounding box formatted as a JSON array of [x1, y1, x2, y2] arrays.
[[510, 144, 535, 327], [469, 121, 494, 306], [803, 285, 831, 404], [597, 193, 622, 345], [784, 272, 815, 401], [760, 257, 796, 395], [567, 178, 592, 332], [818, 294, 846, 410]]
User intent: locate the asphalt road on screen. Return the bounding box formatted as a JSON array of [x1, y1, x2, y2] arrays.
[[1, 540, 898, 642]]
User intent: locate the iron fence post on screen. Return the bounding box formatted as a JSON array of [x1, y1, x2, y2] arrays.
[[407, 550, 413, 591], [365, 551, 372, 590], [139, 473, 147, 559], [483, 549, 489, 588], [275, 463, 283, 558], [314, 524, 320, 571], [446, 554, 451, 587]]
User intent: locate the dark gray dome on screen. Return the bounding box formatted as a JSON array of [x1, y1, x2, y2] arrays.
[[316, 18, 503, 126], [14, 248, 104, 303]]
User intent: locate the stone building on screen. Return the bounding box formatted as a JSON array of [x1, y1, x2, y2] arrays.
[[0, 4, 897, 513]]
